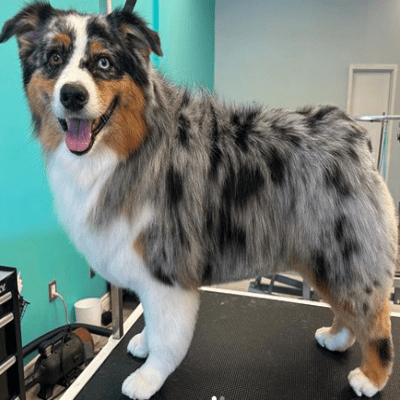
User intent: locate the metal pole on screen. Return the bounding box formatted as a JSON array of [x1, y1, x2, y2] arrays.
[[376, 113, 385, 171], [111, 284, 124, 339], [107, 0, 112, 14]]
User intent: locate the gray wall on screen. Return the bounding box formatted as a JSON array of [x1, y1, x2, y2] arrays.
[[215, 0, 400, 206]]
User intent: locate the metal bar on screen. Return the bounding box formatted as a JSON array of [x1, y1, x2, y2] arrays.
[[302, 281, 311, 300], [272, 274, 303, 290], [248, 282, 304, 298], [376, 114, 385, 170], [394, 288, 400, 304], [0, 312, 13, 329], [355, 115, 400, 122], [0, 355, 16, 375], [111, 285, 124, 339], [0, 291, 12, 306]]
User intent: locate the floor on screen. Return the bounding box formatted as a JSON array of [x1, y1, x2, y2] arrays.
[[25, 275, 400, 400]]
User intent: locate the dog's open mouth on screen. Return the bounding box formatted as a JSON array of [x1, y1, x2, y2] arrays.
[[58, 96, 118, 155]]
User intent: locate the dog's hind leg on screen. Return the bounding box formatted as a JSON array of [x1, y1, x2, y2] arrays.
[[122, 282, 200, 400], [312, 279, 394, 398], [348, 295, 394, 397]]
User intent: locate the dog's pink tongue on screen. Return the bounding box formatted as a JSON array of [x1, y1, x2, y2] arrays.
[[65, 119, 91, 152]]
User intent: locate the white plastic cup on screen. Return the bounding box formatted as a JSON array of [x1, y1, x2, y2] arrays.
[[74, 298, 102, 326]]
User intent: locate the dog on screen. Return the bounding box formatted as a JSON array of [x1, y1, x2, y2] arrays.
[[1, 1, 397, 398]]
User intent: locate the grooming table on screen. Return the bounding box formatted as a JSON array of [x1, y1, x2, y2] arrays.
[[61, 288, 400, 400]]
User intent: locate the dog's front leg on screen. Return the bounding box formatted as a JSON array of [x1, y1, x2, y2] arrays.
[[122, 283, 200, 399]]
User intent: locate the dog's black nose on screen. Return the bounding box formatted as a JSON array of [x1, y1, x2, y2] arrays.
[[60, 83, 89, 111]]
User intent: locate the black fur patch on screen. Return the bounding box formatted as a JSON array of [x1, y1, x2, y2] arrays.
[[153, 267, 174, 286], [374, 338, 393, 367], [344, 134, 357, 146], [365, 286, 373, 295], [209, 104, 222, 179], [177, 114, 190, 146], [324, 164, 351, 196], [334, 215, 345, 242], [22, 63, 34, 85], [166, 167, 183, 206], [222, 165, 265, 208], [296, 106, 313, 116], [314, 250, 329, 284], [37, 4, 54, 25], [232, 108, 259, 152], [314, 105, 338, 121], [342, 239, 359, 265], [367, 138, 373, 153], [267, 147, 286, 185], [218, 212, 247, 251], [363, 302, 369, 315], [180, 90, 190, 109], [202, 263, 213, 284], [87, 18, 113, 41], [347, 148, 360, 163], [116, 49, 148, 86], [284, 133, 302, 148], [176, 218, 190, 249]]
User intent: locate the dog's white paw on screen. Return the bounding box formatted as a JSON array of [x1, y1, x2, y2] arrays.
[[127, 333, 149, 358], [315, 326, 355, 352], [122, 367, 164, 400], [348, 368, 379, 397]]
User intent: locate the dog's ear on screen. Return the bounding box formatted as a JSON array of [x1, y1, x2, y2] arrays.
[[109, 9, 163, 58], [0, 2, 55, 55]]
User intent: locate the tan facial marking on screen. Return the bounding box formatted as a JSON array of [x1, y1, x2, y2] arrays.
[[27, 71, 63, 151], [54, 33, 72, 47], [90, 41, 107, 55], [98, 76, 147, 158]]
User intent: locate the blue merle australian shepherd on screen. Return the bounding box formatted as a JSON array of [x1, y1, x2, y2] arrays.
[[1, 1, 397, 398]]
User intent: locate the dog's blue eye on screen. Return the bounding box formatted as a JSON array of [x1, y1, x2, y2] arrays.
[[98, 57, 111, 70]]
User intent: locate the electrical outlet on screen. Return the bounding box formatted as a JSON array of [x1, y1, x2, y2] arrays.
[[49, 280, 57, 302]]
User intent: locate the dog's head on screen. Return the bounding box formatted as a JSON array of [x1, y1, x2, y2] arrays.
[[0, 1, 162, 157]]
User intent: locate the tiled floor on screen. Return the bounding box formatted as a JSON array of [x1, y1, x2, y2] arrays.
[[25, 277, 400, 400]]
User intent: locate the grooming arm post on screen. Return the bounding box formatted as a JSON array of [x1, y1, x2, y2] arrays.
[[111, 285, 124, 339]]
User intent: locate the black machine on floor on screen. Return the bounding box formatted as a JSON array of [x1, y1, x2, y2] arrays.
[[0, 266, 25, 400], [24, 327, 95, 400]]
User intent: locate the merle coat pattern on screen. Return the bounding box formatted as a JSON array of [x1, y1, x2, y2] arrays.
[[0, 2, 397, 399]]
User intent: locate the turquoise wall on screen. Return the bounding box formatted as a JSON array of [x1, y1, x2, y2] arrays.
[[0, 0, 214, 349], [158, 0, 215, 91]]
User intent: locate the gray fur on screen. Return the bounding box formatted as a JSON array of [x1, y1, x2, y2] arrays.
[[94, 72, 398, 311]]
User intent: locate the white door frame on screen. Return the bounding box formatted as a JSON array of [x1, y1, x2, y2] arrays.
[[346, 64, 398, 180]]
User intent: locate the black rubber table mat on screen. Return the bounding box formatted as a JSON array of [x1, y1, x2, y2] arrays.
[[75, 291, 400, 400]]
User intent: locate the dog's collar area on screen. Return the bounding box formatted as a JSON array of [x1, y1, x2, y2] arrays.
[[58, 96, 119, 156]]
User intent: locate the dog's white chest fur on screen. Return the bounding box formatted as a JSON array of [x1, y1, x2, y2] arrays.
[[46, 142, 153, 289]]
